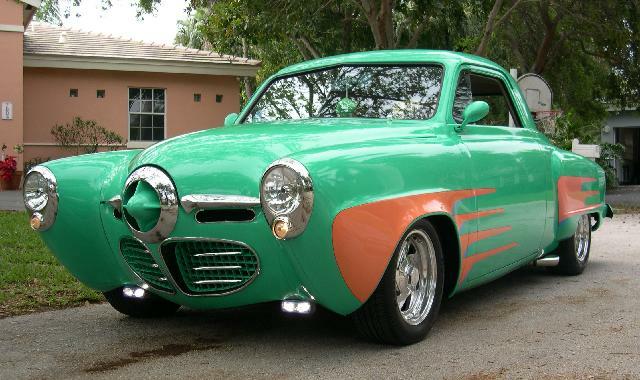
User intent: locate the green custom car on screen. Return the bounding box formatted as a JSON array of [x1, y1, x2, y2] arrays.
[[23, 50, 612, 345]]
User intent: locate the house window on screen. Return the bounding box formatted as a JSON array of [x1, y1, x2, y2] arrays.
[[194, 93, 201, 102], [129, 88, 165, 141], [216, 94, 223, 103], [97, 89, 105, 98], [69, 89, 78, 97]]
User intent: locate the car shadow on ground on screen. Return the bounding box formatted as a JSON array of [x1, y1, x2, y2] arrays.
[[108, 262, 602, 349], [76, 260, 615, 374]]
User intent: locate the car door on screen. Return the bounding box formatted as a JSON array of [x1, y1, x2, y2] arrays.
[[452, 68, 549, 283]]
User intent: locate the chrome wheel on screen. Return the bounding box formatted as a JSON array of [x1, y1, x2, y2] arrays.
[[575, 214, 590, 262], [395, 229, 437, 326]]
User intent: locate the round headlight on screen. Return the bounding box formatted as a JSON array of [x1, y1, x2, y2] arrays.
[[23, 171, 49, 211], [22, 166, 58, 231], [262, 165, 305, 215], [260, 158, 313, 239]]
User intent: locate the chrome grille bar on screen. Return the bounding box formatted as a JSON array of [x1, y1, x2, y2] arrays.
[[181, 194, 260, 213], [194, 279, 243, 284], [194, 265, 242, 271], [193, 251, 241, 257]]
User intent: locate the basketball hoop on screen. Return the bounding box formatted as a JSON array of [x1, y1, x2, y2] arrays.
[[516, 73, 556, 134]]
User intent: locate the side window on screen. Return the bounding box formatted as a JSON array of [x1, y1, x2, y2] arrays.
[[453, 71, 521, 127]]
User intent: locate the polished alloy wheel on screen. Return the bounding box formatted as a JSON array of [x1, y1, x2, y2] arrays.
[[395, 229, 437, 325], [575, 214, 590, 262]]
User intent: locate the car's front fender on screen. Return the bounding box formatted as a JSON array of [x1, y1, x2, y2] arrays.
[[37, 150, 141, 291]]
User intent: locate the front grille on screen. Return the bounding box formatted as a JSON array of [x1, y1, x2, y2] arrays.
[[120, 237, 174, 293], [161, 239, 259, 295]]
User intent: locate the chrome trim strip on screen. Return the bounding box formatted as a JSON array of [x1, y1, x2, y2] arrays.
[[181, 194, 260, 213], [158, 237, 260, 297], [194, 265, 242, 271], [107, 195, 122, 211], [194, 251, 241, 257], [23, 166, 58, 231], [194, 279, 243, 284]]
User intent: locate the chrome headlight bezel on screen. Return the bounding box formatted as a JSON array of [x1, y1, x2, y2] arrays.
[[23, 166, 58, 231], [260, 158, 313, 239], [122, 166, 178, 243]]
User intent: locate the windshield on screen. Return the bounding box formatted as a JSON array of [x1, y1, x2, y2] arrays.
[[243, 65, 444, 123]]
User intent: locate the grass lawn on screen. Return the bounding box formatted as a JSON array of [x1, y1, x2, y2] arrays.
[[0, 211, 102, 318]]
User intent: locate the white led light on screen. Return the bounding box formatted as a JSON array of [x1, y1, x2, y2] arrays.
[[295, 301, 311, 314], [281, 300, 313, 314], [123, 287, 135, 297], [133, 288, 145, 298], [282, 300, 296, 313]]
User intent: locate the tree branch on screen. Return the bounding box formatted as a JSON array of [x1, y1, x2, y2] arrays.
[[406, 21, 426, 48], [495, 0, 525, 27], [299, 35, 321, 58], [475, 0, 505, 56], [291, 37, 313, 60]]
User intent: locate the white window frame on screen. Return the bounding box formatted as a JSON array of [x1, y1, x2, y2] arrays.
[[127, 87, 166, 148]]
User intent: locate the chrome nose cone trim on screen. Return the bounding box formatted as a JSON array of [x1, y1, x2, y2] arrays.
[[122, 166, 178, 243]]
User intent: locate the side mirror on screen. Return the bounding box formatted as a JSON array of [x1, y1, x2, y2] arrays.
[[456, 101, 489, 132], [224, 113, 239, 126]]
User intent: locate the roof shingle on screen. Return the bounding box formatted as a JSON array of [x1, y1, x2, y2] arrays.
[[24, 22, 260, 67]]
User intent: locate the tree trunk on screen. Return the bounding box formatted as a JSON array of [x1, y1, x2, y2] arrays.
[[530, 1, 560, 74], [342, 8, 353, 52], [359, 0, 396, 49], [241, 38, 254, 98], [475, 0, 504, 56]]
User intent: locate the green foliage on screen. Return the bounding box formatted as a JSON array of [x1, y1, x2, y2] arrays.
[[164, 0, 638, 123], [0, 211, 102, 317], [544, 113, 600, 150], [24, 157, 51, 173], [597, 143, 625, 188], [35, 0, 113, 25], [51, 117, 125, 155], [544, 113, 625, 188]]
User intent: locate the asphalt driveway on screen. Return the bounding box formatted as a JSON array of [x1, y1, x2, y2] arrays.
[[1, 214, 639, 379]]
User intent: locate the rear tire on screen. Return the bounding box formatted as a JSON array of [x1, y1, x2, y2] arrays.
[[352, 220, 444, 345], [552, 214, 591, 275], [103, 287, 180, 318]]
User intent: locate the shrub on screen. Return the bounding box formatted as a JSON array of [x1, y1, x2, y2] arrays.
[[51, 117, 125, 155], [24, 157, 51, 173]]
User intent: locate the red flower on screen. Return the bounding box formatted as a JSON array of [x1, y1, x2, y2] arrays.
[[0, 155, 17, 181]]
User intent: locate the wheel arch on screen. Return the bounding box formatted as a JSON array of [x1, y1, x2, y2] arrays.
[[418, 214, 460, 298]]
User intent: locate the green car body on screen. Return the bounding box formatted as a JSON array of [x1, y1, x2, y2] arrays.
[[26, 50, 611, 317]]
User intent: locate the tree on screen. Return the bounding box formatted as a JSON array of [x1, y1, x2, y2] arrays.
[[35, 0, 113, 25]]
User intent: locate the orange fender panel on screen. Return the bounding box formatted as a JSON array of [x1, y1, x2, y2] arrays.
[[332, 189, 491, 303], [557, 176, 601, 222]]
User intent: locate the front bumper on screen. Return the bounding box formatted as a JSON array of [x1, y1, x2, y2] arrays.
[[37, 154, 361, 315]]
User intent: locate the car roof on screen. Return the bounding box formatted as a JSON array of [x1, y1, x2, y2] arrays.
[[275, 50, 504, 76]]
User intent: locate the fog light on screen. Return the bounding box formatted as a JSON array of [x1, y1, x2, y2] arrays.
[[281, 300, 314, 314], [272, 217, 291, 240], [122, 286, 145, 298], [30, 213, 43, 230]]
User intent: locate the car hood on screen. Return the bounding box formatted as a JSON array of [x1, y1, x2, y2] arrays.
[[129, 118, 434, 196]]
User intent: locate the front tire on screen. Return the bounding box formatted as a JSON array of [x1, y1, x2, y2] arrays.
[[103, 287, 180, 318], [353, 220, 444, 345], [553, 214, 592, 275]]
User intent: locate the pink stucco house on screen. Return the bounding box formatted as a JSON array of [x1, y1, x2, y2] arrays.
[[0, 0, 260, 172]]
